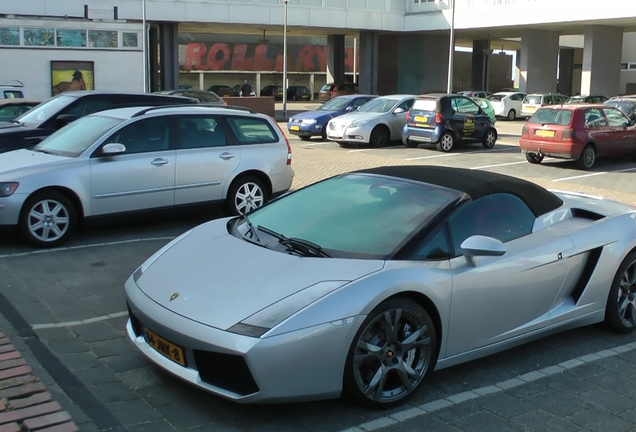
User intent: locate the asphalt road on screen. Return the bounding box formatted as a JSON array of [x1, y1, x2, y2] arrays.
[[2, 117, 636, 431]]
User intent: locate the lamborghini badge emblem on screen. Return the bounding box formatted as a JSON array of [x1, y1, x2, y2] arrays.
[[169, 292, 180, 301]]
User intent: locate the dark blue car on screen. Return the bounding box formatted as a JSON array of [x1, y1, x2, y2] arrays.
[[401, 94, 497, 152], [287, 94, 376, 141]]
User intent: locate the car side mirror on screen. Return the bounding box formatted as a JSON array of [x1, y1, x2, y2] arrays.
[[393, 107, 405, 114], [101, 143, 126, 155], [54, 114, 79, 128], [630, 119, 635, 127], [460, 235, 506, 267]]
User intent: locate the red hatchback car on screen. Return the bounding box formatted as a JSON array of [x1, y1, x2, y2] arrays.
[[520, 104, 636, 169]]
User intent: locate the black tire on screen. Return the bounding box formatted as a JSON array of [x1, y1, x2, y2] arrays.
[[435, 132, 455, 152], [605, 251, 636, 333], [369, 126, 390, 148], [321, 128, 328, 142], [507, 109, 516, 121], [226, 175, 268, 215], [482, 129, 497, 148], [525, 152, 544, 164], [299, 136, 311, 141], [576, 145, 596, 170], [19, 190, 76, 248], [403, 139, 418, 148], [343, 297, 437, 408]]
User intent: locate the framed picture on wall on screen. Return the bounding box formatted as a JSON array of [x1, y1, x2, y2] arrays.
[[51, 61, 94, 96]]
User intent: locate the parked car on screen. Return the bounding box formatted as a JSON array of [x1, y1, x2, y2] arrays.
[[326, 95, 415, 147], [287, 95, 376, 141], [318, 82, 358, 101], [402, 93, 497, 152], [520, 93, 568, 118], [287, 86, 312, 101], [0, 82, 27, 99], [0, 99, 41, 123], [458, 90, 492, 99], [604, 97, 636, 121], [207, 85, 235, 97], [0, 105, 294, 247], [261, 85, 285, 100], [155, 90, 226, 105], [0, 92, 197, 154], [519, 104, 636, 169], [565, 95, 608, 104], [232, 84, 256, 97], [125, 164, 636, 407], [487, 91, 526, 120]]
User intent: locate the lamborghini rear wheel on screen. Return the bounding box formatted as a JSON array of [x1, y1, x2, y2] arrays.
[[343, 297, 437, 408], [606, 251, 636, 333]]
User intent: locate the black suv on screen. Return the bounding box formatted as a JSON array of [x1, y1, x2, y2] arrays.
[[0, 91, 196, 153]]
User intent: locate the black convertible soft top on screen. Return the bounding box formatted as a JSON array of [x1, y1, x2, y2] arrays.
[[356, 165, 563, 217]]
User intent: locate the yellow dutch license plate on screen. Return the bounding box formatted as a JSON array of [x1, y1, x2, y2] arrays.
[[535, 129, 555, 138], [144, 327, 186, 366], [414, 116, 427, 123], [290, 125, 300, 131], [526, 106, 536, 112]]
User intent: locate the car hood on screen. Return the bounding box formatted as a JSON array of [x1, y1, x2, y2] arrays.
[[0, 121, 23, 131], [136, 219, 384, 330], [290, 110, 338, 121], [331, 111, 383, 123], [0, 149, 69, 178]]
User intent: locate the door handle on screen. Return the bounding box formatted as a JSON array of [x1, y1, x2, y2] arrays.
[[219, 152, 235, 160], [151, 158, 169, 166]]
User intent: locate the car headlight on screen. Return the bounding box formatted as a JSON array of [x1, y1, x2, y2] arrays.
[[0, 182, 19, 197], [349, 119, 370, 128], [133, 229, 193, 283], [228, 280, 349, 337], [302, 119, 317, 125]]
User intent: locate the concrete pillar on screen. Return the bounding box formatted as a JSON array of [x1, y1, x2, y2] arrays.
[[581, 25, 623, 97], [149, 26, 159, 92], [309, 73, 315, 100], [255, 72, 261, 96], [327, 34, 345, 84], [519, 29, 559, 94], [558, 48, 574, 96], [198, 72, 204, 91], [159, 22, 179, 91], [471, 40, 490, 91], [514, 49, 520, 89], [396, 33, 449, 94], [359, 31, 379, 94]]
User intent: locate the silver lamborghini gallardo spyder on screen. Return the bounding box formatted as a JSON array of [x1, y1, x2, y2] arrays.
[[125, 165, 636, 407]]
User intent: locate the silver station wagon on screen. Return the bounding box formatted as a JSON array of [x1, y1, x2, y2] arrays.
[[0, 105, 294, 247]]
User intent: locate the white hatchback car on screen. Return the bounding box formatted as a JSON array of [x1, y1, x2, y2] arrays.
[[0, 105, 294, 247], [487, 92, 526, 120]]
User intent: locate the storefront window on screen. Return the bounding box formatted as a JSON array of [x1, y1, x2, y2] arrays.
[[123, 32, 138, 48], [24, 28, 55, 46], [88, 30, 117, 48], [56, 29, 87, 47], [0, 27, 19, 45]]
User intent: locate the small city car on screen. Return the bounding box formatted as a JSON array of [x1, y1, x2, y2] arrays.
[[287, 95, 376, 141], [0, 105, 294, 247], [402, 94, 498, 152], [287, 86, 312, 101], [487, 92, 526, 120], [207, 85, 235, 98], [521, 93, 568, 118], [519, 104, 636, 169], [318, 82, 358, 101], [261, 85, 285, 100]]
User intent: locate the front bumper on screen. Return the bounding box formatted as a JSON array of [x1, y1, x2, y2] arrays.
[[0, 193, 27, 226], [287, 122, 323, 137], [125, 276, 361, 403], [326, 124, 372, 143]]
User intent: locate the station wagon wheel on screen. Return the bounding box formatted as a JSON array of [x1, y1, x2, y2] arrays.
[[525, 152, 544, 164], [482, 129, 497, 148], [227, 176, 268, 216], [576, 145, 596, 170], [19, 191, 76, 248], [344, 297, 436, 408], [370, 126, 390, 148], [507, 109, 516, 121], [436, 132, 454, 152], [605, 251, 636, 333]]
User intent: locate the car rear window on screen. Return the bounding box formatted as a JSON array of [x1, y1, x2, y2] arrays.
[[320, 85, 334, 91], [488, 95, 505, 101], [225, 116, 278, 144], [413, 99, 437, 112], [528, 108, 573, 125], [524, 95, 542, 105]]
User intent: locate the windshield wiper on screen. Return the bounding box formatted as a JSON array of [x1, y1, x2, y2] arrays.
[[257, 225, 330, 258], [238, 214, 260, 243]]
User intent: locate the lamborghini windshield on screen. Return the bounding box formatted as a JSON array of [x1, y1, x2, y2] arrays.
[[245, 174, 462, 259]]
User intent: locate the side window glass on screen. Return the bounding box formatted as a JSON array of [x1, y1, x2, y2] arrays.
[[398, 99, 414, 111], [179, 115, 226, 149], [543, 96, 552, 105], [451, 98, 460, 112], [457, 98, 480, 115], [63, 97, 113, 117], [412, 225, 452, 260], [449, 194, 535, 253], [352, 98, 369, 109], [103, 117, 170, 154], [4, 91, 23, 98], [225, 116, 277, 145], [604, 108, 629, 128], [584, 108, 607, 127]]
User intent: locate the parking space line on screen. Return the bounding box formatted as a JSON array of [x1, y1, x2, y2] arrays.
[[301, 142, 333, 147], [553, 167, 636, 182], [406, 147, 516, 161], [0, 236, 175, 259], [32, 311, 128, 329], [341, 341, 636, 432], [471, 161, 527, 170], [348, 146, 403, 153]]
